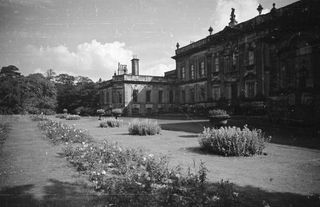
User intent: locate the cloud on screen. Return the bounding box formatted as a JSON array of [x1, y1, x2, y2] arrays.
[[212, 0, 270, 31], [26, 40, 133, 81], [146, 63, 175, 77]]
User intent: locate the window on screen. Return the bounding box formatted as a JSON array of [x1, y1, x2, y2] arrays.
[[181, 90, 186, 103], [232, 52, 237, 66], [106, 92, 109, 103], [200, 87, 205, 101], [132, 108, 139, 115], [190, 64, 195, 79], [146, 90, 151, 103], [118, 92, 122, 103], [181, 67, 185, 80], [169, 90, 173, 103], [158, 90, 163, 103], [200, 61, 205, 77], [225, 85, 232, 100], [245, 81, 256, 98], [212, 86, 220, 100], [248, 50, 254, 65], [133, 89, 138, 103], [146, 108, 152, 115], [190, 88, 195, 103], [103, 90, 107, 104], [214, 57, 219, 72]]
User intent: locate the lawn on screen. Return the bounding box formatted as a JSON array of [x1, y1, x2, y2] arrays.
[[1, 115, 319, 206], [53, 116, 320, 196]]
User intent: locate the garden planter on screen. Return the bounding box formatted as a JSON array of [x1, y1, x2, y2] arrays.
[[209, 115, 230, 125]]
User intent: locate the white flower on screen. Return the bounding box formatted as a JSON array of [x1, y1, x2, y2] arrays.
[[101, 170, 106, 175], [148, 154, 154, 158], [211, 195, 220, 201]]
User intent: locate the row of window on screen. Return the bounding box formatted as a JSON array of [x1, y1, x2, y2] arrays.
[[181, 60, 206, 80], [132, 90, 174, 104], [180, 87, 206, 103], [180, 51, 255, 80], [180, 81, 256, 103], [102, 91, 122, 104]]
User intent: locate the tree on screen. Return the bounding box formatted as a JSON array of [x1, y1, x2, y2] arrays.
[[45, 69, 56, 81], [0, 65, 21, 77], [0, 65, 23, 114], [22, 73, 57, 114], [55, 73, 75, 85]]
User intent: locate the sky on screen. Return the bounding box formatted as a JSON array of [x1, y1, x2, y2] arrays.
[[0, 0, 297, 81]]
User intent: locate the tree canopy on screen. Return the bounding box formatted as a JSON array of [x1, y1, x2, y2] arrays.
[[0, 66, 100, 115]]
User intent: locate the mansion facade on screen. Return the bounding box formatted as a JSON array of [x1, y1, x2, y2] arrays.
[[100, 0, 320, 119]]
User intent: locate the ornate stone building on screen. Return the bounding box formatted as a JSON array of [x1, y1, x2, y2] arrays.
[[100, 0, 320, 119], [99, 57, 176, 116]]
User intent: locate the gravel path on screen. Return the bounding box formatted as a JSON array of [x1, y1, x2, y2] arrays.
[[0, 116, 95, 206]]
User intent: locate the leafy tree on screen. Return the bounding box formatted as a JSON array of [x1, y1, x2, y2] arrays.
[[45, 68, 56, 81], [0, 65, 21, 77], [0, 65, 23, 114], [23, 73, 57, 114]]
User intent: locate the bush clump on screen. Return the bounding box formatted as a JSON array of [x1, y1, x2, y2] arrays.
[[38, 120, 92, 144], [55, 113, 68, 119], [112, 108, 123, 118], [66, 114, 81, 120], [0, 121, 10, 145], [128, 119, 161, 135], [199, 125, 271, 156], [209, 109, 229, 117], [99, 117, 123, 128]]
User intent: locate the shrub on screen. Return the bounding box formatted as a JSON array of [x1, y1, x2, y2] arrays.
[[0, 121, 10, 145], [38, 120, 92, 143], [209, 109, 229, 117], [99, 118, 123, 128], [66, 115, 81, 120], [128, 119, 161, 135], [55, 113, 68, 119], [199, 125, 271, 156], [112, 108, 123, 118]]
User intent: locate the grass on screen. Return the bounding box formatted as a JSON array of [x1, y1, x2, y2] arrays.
[[51, 116, 320, 197], [38, 118, 240, 206]]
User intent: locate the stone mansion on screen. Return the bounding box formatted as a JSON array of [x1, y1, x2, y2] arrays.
[[99, 0, 320, 117]]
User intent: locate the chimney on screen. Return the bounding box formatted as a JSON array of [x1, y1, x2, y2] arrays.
[[131, 55, 139, 75]]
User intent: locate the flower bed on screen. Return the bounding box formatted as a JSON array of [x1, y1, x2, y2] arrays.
[[38, 120, 92, 144], [37, 119, 240, 206], [63, 141, 238, 206], [0, 121, 10, 144], [128, 119, 161, 135], [99, 118, 123, 128], [199, 125, 271, 156]]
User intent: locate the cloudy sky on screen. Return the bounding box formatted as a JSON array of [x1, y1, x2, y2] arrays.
[[0, 0, 297, 81]]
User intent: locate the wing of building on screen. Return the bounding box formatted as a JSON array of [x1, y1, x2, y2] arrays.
[[100, 0, 320, 121]]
